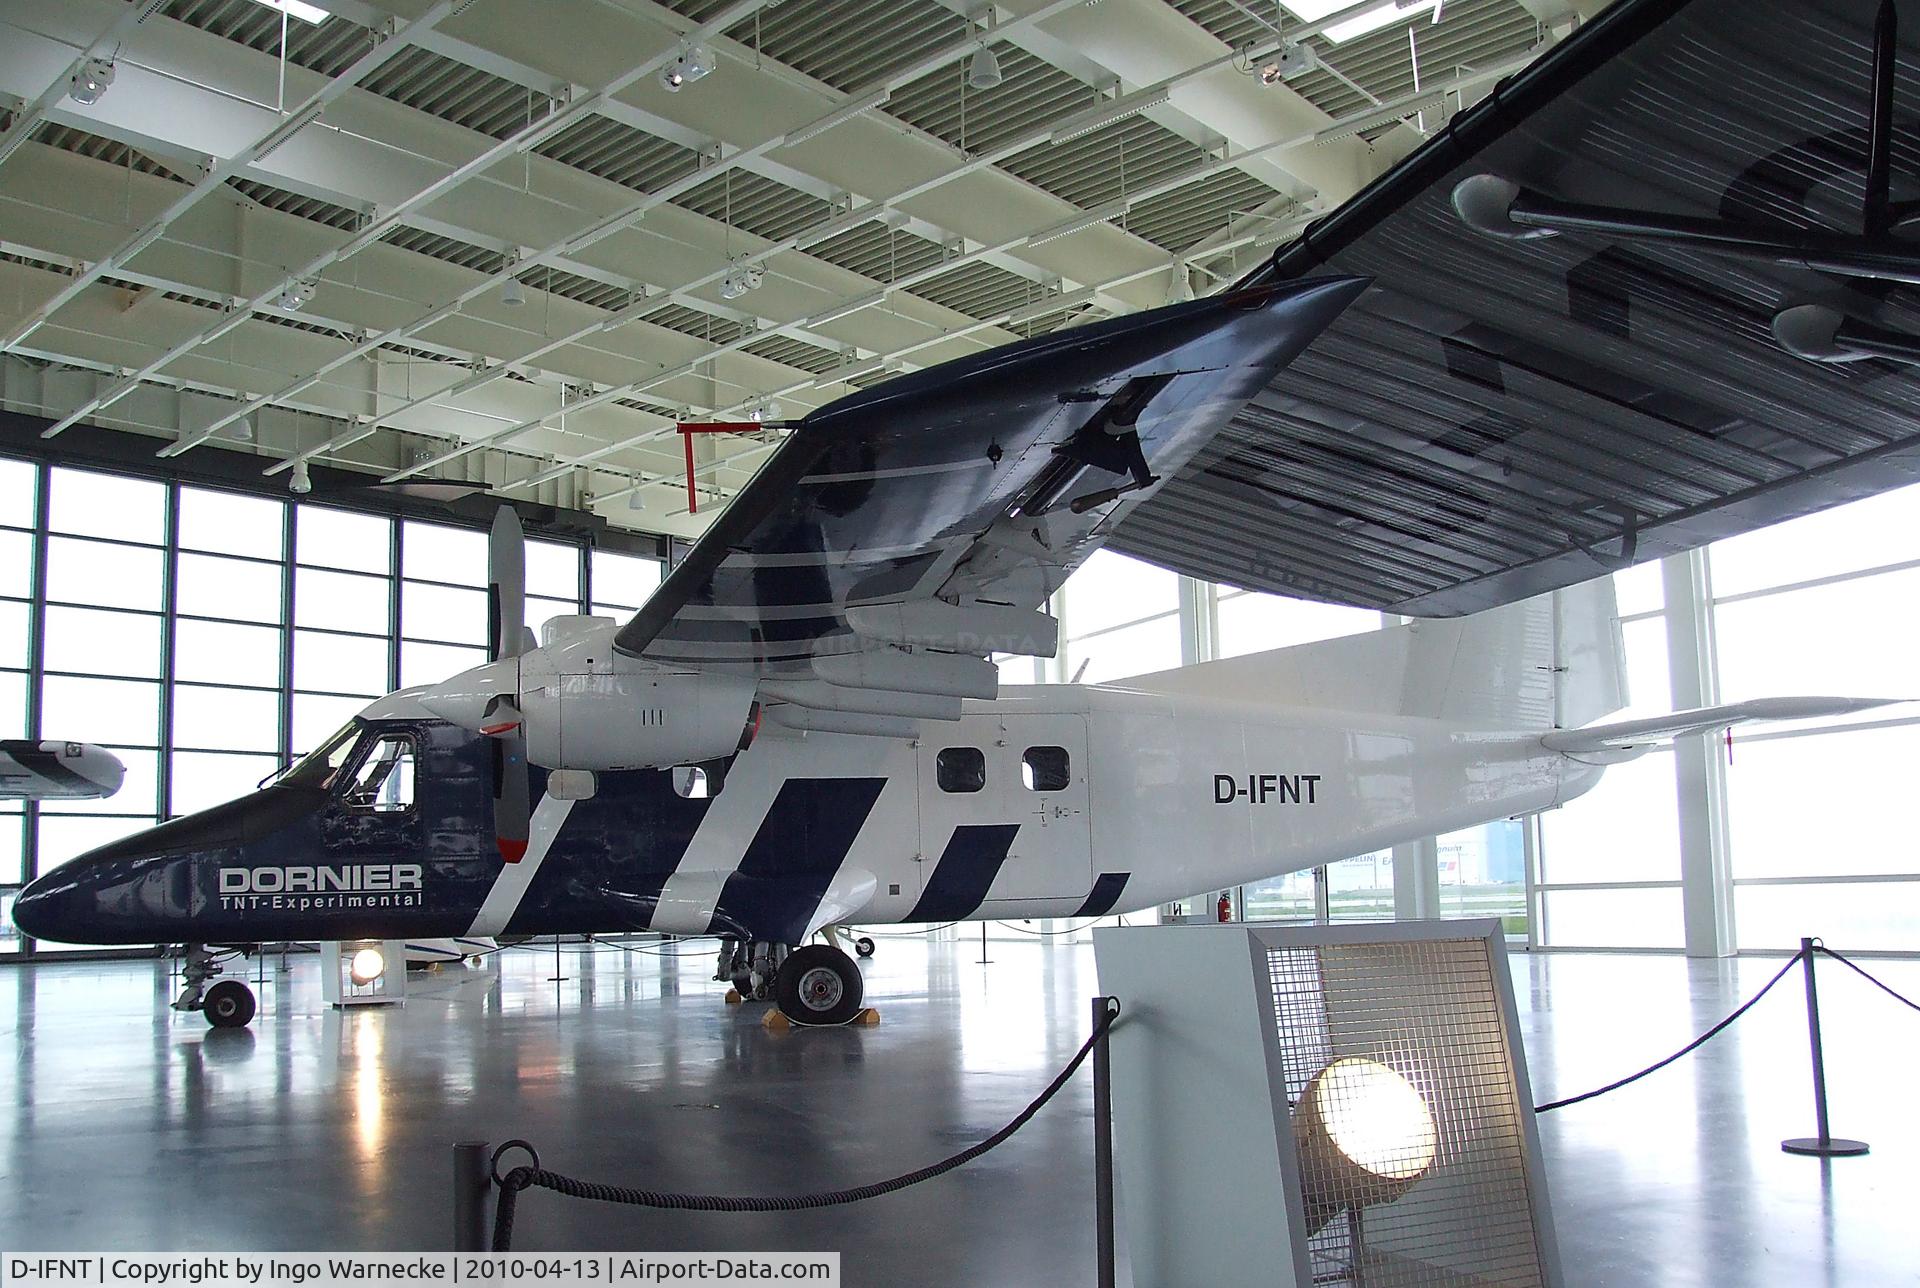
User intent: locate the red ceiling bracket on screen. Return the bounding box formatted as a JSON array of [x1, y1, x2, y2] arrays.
[[675, 422, 789, 514]]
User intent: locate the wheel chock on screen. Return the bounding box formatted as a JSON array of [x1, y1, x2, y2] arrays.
[[725, 988, 743, 1005], [855, 1007, 881, 1027], [761, 1008, 791, 1032]]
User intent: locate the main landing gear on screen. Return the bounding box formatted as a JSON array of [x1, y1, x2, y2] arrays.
[[716, 938, 864, 1026], [172, 944, 257, 1029]]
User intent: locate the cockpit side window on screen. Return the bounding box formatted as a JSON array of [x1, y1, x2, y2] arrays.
[[274, 719, 363, 789], [339, 734, 417, 813]]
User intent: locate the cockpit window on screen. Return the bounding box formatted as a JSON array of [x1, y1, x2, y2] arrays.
[[341, 734, 416, 813], [272, 720, 362, 789]]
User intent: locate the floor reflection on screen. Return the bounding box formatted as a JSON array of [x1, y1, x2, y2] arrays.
[[0, 940, 1912, 1286]]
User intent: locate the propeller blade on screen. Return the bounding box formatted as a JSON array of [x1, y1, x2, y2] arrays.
[[491, 729, 531, 863], [488, 505, 526, 662]]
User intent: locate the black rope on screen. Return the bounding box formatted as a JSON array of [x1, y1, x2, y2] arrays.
[[1816, 945, 1920, 1014], [1534, 948, 1805, 1113], [491, 1001, 1121, 1250], [995, 919, 1106, 937]]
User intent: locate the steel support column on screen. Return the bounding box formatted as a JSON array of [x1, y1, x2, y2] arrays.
[[1662, 548, 1736, 957], [1176, 575, 1215, 667], [1392, 837, 1440, 921]]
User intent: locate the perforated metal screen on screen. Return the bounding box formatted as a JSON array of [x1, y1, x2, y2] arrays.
[[1266, 938, 1548, 1286]]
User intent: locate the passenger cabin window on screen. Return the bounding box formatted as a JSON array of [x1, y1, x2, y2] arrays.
[[342, 735, 415, 812], [1022, 746, 1071, 792], [936, 747, 986, 794], [672, 765, 710, 799]]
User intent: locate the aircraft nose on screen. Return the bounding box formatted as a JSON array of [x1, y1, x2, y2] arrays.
[[11, 872, 69, 942]]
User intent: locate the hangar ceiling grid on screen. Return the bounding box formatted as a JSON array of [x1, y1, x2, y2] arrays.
[[0, 0, 1558, 537]]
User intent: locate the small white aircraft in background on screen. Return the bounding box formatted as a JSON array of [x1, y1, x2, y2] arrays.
[[0, 740, 123, 801]]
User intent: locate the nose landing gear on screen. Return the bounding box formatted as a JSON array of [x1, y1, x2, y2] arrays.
[[172, 945, 257, 1028], [717, 939, 789, 1002]]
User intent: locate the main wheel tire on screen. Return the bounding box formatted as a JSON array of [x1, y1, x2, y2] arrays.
[[854, 936, 876, 958], [775, 944, 863, 1026], [203, 979, 256, 1029]]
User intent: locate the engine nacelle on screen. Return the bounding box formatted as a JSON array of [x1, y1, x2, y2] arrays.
[[420, 623, 758, 771], [521, 629, 756, 770]]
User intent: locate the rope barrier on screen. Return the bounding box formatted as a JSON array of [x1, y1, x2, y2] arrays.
[[1534, 947, 1805, 1113], [489, 1000, 1121, 1251], [1815, 945, 1920, 1014], [1534, 943, 1920, 1115]]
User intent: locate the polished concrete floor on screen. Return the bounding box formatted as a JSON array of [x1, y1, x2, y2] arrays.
[[1, 934, 1917, 1286]]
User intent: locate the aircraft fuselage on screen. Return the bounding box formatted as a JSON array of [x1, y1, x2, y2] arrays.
[[10, 684, 1598, 949]]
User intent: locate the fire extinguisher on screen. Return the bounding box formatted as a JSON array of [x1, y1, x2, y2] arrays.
[[1216, 891, 1232, 923]]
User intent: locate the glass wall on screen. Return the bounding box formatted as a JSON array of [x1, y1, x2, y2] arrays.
[[1707, 484, 1920, 951], [1437, 820, 1527, 932], [1058, 551, 1182, 683], [1529, 565, 1683, 949], [0, 456, 662, 957]]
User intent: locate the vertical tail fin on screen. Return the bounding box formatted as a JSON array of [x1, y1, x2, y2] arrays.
[[1120, 578, 1626, 731]]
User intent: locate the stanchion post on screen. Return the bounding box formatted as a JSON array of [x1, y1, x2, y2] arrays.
[[454, 1140, 491, 1250], [1092, 996, 1116, 1288], [1782, 938, 1869, 1157]]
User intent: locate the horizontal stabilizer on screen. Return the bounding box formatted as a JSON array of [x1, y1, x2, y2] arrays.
[[1541, 697, 1903, 756]]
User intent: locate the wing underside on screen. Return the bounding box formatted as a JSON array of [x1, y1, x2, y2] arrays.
[[1110, 0, 1920, 616]]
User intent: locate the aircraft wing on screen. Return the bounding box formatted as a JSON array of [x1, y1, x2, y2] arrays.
[[1109, 0, 1920, 616], [612, 276, 1366, 698]]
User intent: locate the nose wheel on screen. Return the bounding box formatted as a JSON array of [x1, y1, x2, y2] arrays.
[[203, 979, 256, 1028], [171, 944, 258, 1029], [774, 944, 863, 1026]]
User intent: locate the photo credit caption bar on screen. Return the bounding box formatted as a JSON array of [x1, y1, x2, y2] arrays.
[[4, 1257, 840, 1287]]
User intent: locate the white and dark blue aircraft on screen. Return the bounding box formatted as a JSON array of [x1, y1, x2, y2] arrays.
[[13, 0, 1920, 1027]]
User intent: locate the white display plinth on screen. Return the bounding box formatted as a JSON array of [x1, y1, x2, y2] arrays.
[[1093, 921, 1559, 1288]]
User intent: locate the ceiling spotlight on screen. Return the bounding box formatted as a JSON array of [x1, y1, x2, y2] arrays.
[[627, 488, 646, 511], [967, 42, 1003, 90], [68, 58, 115, 106], [290, 458, 312, 495], [501, 276, 525, 307], [1260, 43, 1319, 83], [274, 278, 318, 312], [718, 262, 764, 300], [233, 415, 256, 442], [1167, 262, 1192, 305], [661, 41, 717, 92]]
